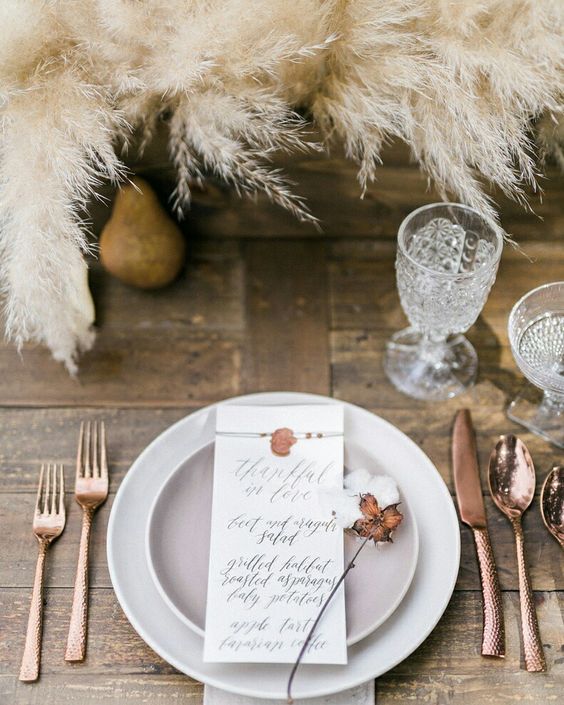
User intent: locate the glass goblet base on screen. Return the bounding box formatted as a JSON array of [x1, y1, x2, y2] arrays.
[[507, 388, 564, 449], [384, 327, 477, 401]]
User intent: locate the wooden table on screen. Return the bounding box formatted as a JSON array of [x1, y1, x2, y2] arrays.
[[1, 143, 562, 704]]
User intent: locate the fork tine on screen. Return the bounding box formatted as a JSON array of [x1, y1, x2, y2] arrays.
[[43, 464, 50, 515], [51, 464, 57, 515], [92, 421, 99, 478], [58, 465, 65, 516], [100, 421, 108, 480], [35, 465, 45, 515], [84, 421, 91, 479], [76, 421, 85, 481]]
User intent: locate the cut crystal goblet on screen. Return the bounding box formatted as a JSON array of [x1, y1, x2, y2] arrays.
[[384, 203, 503, 401], [507, 281, 564, 448]]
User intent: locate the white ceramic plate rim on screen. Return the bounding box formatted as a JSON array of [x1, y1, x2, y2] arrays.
[[144, 441, 420, 646], [107, 392, 460, 700]]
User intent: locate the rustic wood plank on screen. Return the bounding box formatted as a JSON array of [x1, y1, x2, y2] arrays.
[[343, 405, 562, 498], [332, 326, 525, 409], [174, 161, 564, 242], [382, 591, 563, 675], [377, 589, 563, 703], [0, 403, 557, 498], [120, 133, 564, 241], [1, 494, 113, 588], [1, 492, 561, 592], [0, 589, 178, 677], [89, 241, 244, 333], [0, 238, 245, 407], [376, 674, 561, 705], [0, 408, 193, 491], [0, 330, 241, 407], [330, 238, 564, 261], [329, 240, 564, 332], [457, 508, 563, 591], [242, 239, 331, 395], [1, 590, 561, 679], [0, 675, 202, 705], [330, 328, 561, 485]]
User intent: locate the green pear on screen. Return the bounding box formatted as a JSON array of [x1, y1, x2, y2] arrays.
[[100, 177, 186, 289]]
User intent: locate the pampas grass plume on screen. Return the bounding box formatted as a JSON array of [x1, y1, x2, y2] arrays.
[[0, 0, 562, 369]]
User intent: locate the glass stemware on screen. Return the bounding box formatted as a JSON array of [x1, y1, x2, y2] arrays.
[[384, 203, 503, 401], [507, 282, 564, 449]]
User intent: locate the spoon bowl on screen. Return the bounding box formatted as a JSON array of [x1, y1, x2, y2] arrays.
[[541, 466, 564, 548], [488, 435, 535, 519]]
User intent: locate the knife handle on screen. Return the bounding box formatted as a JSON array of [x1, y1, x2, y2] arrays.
[[473, 527, 505, 657]]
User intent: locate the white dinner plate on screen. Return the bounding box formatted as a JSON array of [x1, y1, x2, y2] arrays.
[[145, 441, 419, 646], [108, 392, 460, 700]]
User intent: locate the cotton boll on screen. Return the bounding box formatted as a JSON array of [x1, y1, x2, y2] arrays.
[[317, 487, 363, 528], [365, 475, 400, 507], [318, 468, 401, 528], [345, 469, 400, 507], [344, 468, 373, 492]]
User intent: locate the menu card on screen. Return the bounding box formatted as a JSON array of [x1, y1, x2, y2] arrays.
[[203, 404, 347, 664]]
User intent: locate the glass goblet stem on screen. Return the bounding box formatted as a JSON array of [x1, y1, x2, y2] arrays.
[[539, 391, 564, 415], [418, 332, 448, 365]]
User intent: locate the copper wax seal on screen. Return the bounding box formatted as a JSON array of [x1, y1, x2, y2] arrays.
[[270, 428, 297, 456]]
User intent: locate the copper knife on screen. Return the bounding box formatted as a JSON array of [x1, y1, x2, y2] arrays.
[[452, 409, 505, 658]]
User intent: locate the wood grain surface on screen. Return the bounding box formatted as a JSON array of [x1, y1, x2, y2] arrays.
[[0, 142, 562, 704]]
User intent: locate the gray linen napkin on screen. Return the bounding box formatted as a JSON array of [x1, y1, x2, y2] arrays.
[[203, 681, 374, 705]]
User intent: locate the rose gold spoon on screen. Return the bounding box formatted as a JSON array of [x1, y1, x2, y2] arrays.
[[488, 435, 546, 672], [541, 466, 564, 549]]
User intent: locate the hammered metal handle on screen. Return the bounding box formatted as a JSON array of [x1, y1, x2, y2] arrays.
[[19, 540, 48, 681], [65, 507, 94, 662], [473, 527, 505, 657], [512, 516, 546, 672]]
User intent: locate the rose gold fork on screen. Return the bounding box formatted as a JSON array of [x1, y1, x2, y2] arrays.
[[65, 421, 108, 662], [19, 464, 66, 682]]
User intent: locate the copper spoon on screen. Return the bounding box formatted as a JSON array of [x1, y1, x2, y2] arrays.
[[488, 435, 546, 672], [541, 466, 564, 548]]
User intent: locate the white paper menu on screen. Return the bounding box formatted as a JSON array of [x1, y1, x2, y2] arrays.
[[203, 404, 347, 664]]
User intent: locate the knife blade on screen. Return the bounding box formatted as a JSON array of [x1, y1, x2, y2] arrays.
[[452, 409, 505, 658], [453, 409, 487, 527]]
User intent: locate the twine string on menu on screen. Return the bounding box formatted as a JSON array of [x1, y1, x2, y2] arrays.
[[216, 427, 344, 457]]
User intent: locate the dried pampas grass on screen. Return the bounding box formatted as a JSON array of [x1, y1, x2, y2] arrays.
[[0, 0, 562, 370]]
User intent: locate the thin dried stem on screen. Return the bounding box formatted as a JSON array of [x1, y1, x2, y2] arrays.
[[286, 535, 371, 704]]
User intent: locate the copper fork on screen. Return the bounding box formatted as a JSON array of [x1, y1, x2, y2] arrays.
[[65, 421, 108, 662], [19, 464, 66, 682]]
